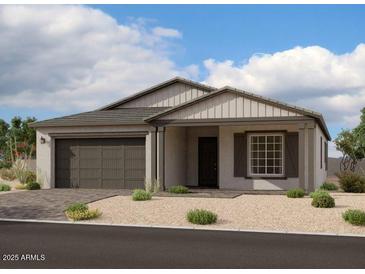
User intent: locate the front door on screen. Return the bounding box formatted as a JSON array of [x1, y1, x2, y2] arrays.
[[198, 137, 218, 187]]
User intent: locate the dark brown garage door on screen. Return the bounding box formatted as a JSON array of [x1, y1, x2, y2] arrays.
[[55, 138, 145, 189]]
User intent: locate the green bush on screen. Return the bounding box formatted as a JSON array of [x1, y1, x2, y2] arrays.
[[310, 189, 330, 199], [66, 203, 88, 213], [320, 182, 338, 191], [337, 171, 365, 193], [0, 183, 11, 191], [0, 168, 16, 181], [0, 161, 12, 169], [65, 203, 101, 221], [311, 192, 335, 208], [23, 171, 37, 185], [286, 188, 305, 198], [132, 189, 152, 201], [168, 185, 189, 194], [187, 209, 217, 225], [26, 182, 41, 190], [343, 209, 365, 226]]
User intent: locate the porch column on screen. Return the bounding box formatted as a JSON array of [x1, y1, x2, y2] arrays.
[[147, 129, 157, 182], [298, 123, 307, 191], [307, 125, 316, 192], [298, 121, 316, 192], [157, 127, 165, 190]]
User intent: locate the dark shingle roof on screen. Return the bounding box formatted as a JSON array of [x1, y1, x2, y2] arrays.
[[30, 108, 169, 128]]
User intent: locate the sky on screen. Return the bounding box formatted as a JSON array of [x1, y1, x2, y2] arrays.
[[1, 4, 365, 156]]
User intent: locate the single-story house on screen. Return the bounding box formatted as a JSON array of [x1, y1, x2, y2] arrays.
[[31, 77, 330, 192]]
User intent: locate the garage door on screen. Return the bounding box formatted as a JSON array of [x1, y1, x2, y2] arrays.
[[55, 138, 145, 189]]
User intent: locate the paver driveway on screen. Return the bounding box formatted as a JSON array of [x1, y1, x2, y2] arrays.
[[0, 189, 131, 220]]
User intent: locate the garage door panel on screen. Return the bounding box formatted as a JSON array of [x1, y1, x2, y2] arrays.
[[102, 168, 124, 178], [102, 147, 124, 158], [79, 159, 101, 169], [102, 179, 123, 189], [79, 179, 101, 189], [55, 138, 145, 189]]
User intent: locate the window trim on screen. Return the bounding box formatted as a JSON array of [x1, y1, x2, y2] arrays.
[[320, 136, 323, 169], [247, 132, 285, 178]]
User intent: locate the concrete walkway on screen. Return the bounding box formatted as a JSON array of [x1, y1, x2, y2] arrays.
[[0, 189, 130, 220]]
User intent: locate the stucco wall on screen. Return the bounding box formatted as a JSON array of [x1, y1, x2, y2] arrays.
[[219, 124, 300, 190], [164, 127, 187, 188], [36, 125, 154, 189], [186, 126, 219, 186], [314, 125, 328, 189]]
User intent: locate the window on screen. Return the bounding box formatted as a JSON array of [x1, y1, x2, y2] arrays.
[[248, 133, 284, 177]]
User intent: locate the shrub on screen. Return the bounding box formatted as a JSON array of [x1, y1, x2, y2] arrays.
[[168, 185, 189, 194], [311, 192, 335, 208], [343, 209, 365, 226], [11, 159, 28, 183], [0, 168, 16, 181], [286, 188, 305, 198], [187, 209, 217, 225], [65, 203, 101, 221], [66, 203, 88, 213], [0, 161, 12, 169], [0, 183, 11, 191], [23, 171, 37, 185], [320, 182, 338, 191], [337, 171, 365, 193], [26, 182, 41, 190], [310, 189, 329, 199], [132, 189, 152, 201], [66, 209, 101, 221], [15, 183, 27, 190]]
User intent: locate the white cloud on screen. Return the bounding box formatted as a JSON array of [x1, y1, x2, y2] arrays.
[[152, 26, 182, 38], [0, 5, 193, 111], [203, 45, 365, 126], [328, 141, 343, 158]]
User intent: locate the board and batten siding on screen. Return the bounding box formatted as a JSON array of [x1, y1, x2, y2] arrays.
[[119, 82, 210, 108], [162, 92, 303, 120]]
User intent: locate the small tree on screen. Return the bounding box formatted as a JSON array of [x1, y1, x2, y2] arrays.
[[335, 108, 365, 172], [0, 116, 37, 165]]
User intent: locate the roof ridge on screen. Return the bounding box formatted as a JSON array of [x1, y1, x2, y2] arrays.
[[97, 76, 217, 111]]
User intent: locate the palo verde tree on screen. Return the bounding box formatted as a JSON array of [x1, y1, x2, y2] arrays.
[[335, 107, 365, 172], [0, 116, 37, 165]]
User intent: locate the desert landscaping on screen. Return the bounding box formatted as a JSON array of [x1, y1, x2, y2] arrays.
[[85, 192, 365, 235]]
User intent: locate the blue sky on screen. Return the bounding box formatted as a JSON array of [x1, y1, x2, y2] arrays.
[[1, 5, 365, 156], [92, 5, 365, 66]]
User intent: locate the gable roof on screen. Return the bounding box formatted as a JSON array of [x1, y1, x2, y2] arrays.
[[98, 77, 217, 111], [145, 86, 331, 140], [30, 107, 169, 128]]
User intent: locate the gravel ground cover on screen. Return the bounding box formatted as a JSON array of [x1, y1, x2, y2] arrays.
[[86, 192, 365, 235]]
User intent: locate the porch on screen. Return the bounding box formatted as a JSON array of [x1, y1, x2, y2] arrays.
[[155, 119, 324, 192]]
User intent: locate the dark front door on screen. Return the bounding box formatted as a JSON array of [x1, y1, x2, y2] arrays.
[[198, 137, 218, 187]]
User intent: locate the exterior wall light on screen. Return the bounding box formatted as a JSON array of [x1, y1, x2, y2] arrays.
[[40, 137, 46, 144]]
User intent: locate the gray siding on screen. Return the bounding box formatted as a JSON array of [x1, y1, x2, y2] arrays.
[[120, 82, 209, 108], [162, 92, 302, 120]]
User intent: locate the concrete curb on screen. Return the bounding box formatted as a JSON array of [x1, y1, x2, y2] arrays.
[[0, 217, 365, 238]]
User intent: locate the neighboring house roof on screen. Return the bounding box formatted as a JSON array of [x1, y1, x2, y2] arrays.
[[145, 86, 331, 140], [30, 107, 169, 128], [97, 77, 217, 110]]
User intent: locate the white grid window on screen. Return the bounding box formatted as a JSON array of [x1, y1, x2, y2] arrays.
[[248, 133, 284, 177]]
